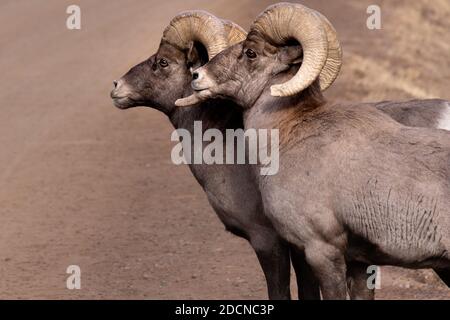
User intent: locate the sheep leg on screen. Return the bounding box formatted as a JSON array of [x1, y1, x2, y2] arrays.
[[291, 253, 375, 300], [434, 268, 450, 287], [250, 232, 292, 300], [346, 262, 375, 300], [290, 246, 321, 299], [304, 242, 348, 300]]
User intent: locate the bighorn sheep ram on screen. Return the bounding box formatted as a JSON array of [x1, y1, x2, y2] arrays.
[[176, 3, 450, 299], [111, 11, 308, 300]]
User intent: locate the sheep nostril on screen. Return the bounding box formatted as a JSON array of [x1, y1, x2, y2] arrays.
[[113, 80, 118, 88], [192, 72, 199, 80]]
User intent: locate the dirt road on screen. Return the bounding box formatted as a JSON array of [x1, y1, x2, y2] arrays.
[[0, 0, 449, 299]]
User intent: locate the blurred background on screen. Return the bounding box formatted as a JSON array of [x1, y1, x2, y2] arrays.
[[0, 0, 449, 299]]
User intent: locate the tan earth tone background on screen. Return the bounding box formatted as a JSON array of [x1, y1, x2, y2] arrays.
[[0, 0, 449, 299]]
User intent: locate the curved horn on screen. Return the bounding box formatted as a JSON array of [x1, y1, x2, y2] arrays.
[[251, 3, 328, 97], [316, 12, 342, 91], [162, 10, 228, 60], [221, 19, 247, 45]]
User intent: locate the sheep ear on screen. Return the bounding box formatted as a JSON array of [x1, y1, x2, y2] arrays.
[[278, 45, 303, 65], [186, 41, 202, 70]]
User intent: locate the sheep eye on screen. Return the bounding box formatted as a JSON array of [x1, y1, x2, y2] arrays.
[[159, 58, 168, 68], [245, 49, 257, 59]]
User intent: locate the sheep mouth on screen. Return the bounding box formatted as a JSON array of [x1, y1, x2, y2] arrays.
[[191, 84, 209, 92], [111, 96, 136, 109], [191, 79, 212, 91]]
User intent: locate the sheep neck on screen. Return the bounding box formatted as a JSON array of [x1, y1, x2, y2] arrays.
[[244, 74, 325, 148], [169, 99, 243, 134]]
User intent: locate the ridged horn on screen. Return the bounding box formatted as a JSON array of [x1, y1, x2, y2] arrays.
[[251, 3, 328, 97], [161, 10, 228, 60], [221, 19, 247, 45], [316, 12, 342, 91]]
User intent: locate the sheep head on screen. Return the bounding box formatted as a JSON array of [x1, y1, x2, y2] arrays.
[[110, 11, 246, 115], [176, 2, 342, 108]]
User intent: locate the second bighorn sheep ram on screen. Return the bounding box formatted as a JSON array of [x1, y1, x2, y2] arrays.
[[177, 3, 450, 299]]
